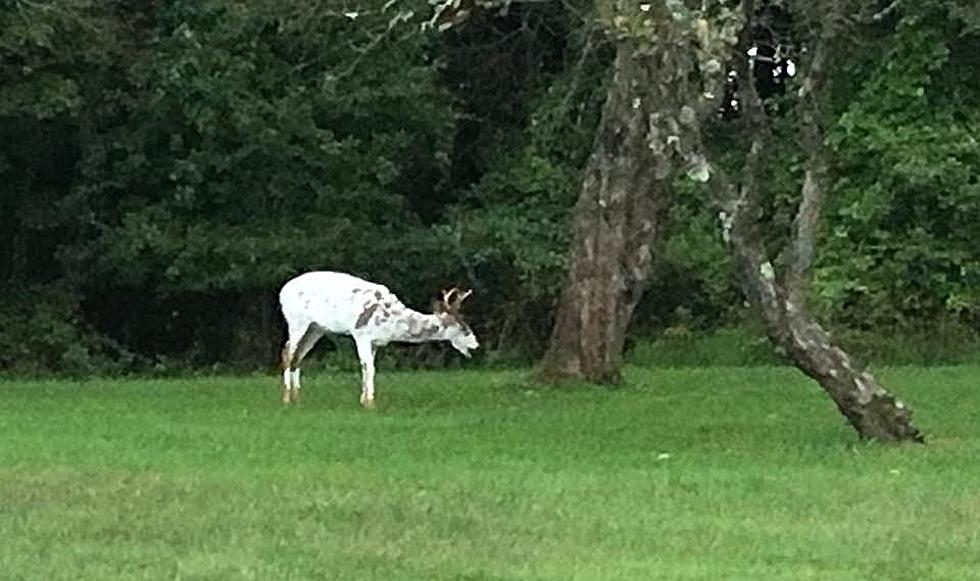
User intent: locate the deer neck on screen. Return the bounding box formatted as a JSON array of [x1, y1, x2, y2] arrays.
[[388, 310, 446, 344]]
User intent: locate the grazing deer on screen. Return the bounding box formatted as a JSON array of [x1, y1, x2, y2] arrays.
[[278, 271, 478, 407]]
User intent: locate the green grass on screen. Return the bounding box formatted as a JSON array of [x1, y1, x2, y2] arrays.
[[2, 367, 979, 580]]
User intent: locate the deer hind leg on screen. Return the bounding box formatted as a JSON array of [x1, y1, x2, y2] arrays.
[[282, 323, 324, 404]]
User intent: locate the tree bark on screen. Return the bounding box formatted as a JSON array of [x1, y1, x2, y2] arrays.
[[536, 39, 693, 384], [712, 2, 924, 442]]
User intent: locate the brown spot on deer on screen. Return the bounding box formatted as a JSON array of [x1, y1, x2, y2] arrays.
[[355, 303, 379, 329]]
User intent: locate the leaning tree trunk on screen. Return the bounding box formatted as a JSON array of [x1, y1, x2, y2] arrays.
[[713, 1, 923, 442], [536, 38, 696, 384], [726, 195, 924, 442]]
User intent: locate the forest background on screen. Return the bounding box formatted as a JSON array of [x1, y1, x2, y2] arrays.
[[2, 0, 979, 376]]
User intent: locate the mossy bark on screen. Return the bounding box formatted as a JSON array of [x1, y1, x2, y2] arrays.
[[537, 40, 694, 384]]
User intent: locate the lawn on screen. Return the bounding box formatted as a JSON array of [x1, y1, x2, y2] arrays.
[[1, 366, 979, 580]]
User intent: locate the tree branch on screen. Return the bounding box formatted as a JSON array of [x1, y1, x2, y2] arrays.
[[784, 27, 832, 306], [721, 0, 770, 215], [332, 8, 416, 81], [872, 0, 900, 21]]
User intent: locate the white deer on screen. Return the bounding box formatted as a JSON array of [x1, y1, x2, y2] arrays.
[[278, 271, 479, 407]]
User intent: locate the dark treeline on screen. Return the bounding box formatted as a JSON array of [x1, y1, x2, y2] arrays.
[[1, 0, 978, 375]]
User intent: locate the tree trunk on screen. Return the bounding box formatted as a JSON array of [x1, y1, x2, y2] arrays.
[[712, 2, 924, 442], [536, 40, 691, 384], [726, 207, 924, 442]]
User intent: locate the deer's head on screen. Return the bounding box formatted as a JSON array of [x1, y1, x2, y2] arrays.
[[434, 287, 479, 357]]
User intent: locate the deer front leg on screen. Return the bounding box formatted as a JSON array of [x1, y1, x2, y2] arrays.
[[280, 343, 293, 404], [355, 338, 377, 409]]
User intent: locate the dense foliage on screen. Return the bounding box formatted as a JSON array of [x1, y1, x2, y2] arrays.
[[820, 1, 980, 331], [2, 0, 458, 372], [1, 0, 978, 374]]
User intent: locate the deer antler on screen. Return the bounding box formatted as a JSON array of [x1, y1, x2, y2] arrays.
[[442, 288, 458, 307], [440, 287, 473, 313]]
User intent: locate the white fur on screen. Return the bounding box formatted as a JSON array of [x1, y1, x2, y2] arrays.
[[278, 271, 478, 406]]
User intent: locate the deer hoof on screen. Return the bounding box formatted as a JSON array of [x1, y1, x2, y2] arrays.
[[360, 398, 376, 410]]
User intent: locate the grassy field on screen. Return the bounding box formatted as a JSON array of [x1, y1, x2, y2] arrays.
[[2, 366, 979, 580]]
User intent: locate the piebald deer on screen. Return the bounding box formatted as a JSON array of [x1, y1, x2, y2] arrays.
[[278, 271, 478, 407]]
